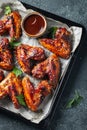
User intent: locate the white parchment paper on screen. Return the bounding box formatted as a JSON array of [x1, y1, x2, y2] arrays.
[[0, 0, 82, 124]]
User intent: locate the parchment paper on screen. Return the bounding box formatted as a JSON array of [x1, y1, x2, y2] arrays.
[[0, 0, 82, 124]]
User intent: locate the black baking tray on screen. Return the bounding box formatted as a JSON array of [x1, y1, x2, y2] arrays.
[[0, 1, 86, 129]]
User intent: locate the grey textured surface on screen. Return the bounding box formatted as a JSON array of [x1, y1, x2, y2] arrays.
[[0, 0, 87, 130]]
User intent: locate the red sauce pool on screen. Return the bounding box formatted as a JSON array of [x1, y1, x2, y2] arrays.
[[24, 14, 45, 36]]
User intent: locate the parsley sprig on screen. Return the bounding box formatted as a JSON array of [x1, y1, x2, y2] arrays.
[[12, 67, 23, 77], [65, 91, 83, 109], [16, 94, 26, 107], [10, 38, 21, 48], [4, 6, 12, 15], [48, 27, 58, 39]]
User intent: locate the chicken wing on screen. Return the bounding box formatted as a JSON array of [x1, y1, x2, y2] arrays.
[[0, 38, 13, 70], [0, 11, 21, 40], [15, 44, 46, 74], [22, 76, 51, 111], [0, 72, 23, 108], [39, 28, 71, 59], [32, 54, 60, 88]]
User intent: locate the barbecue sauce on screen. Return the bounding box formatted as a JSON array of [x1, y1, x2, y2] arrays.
[[24, 14, 45, 36]]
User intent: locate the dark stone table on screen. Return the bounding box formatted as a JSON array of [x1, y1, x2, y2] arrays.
[[0, 0, 87, 130]]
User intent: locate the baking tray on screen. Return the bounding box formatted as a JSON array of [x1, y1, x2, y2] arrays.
[[0, 1, 86, 129]]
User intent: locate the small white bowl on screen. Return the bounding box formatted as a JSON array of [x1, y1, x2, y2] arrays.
[[22, 12, 47, 38]]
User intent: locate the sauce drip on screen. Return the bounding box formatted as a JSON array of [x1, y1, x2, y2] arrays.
[[24, 14, 45, 35]]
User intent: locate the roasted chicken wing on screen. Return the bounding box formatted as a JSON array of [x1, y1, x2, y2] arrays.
[[0, 72, 23, 108], [0, 38, 13, 70], [39, 28, 71, 59], [22, 76, 51, 111], [0, 11, 21, 40], [15, 44, 46, 74], [32, 54, 60, 88]]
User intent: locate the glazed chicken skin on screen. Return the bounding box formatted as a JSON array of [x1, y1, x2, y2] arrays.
[[39, 28, 71, 59], [15, 44, 46, 74], [0, 69, 4, 81], [0, 38, 13, 70], [32, 54, 60, 88], [22, 54, 60, 111], [0, 72, 23, 109], [0, 11, 21, 40], [55, 27, 70, 39], [22, 76, 51, 111]]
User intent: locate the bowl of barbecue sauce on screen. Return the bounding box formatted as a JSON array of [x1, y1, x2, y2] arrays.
[[22, 12, 47, 38]]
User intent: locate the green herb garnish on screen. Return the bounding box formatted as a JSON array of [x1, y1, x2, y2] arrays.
[[10, 41, 21, 47], [10, 37, 21, 47], [10, 37, 16, 42], [12, 67, 22, 77], [4, 6, 12, 15], [48, 27, 58, 39], [10, 38, 21, 48], [16, 94, 26, 107], [65, 90, 83, 109]]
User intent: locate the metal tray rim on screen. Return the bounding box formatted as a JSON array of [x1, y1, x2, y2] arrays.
[[0, 1, 86, 128]]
